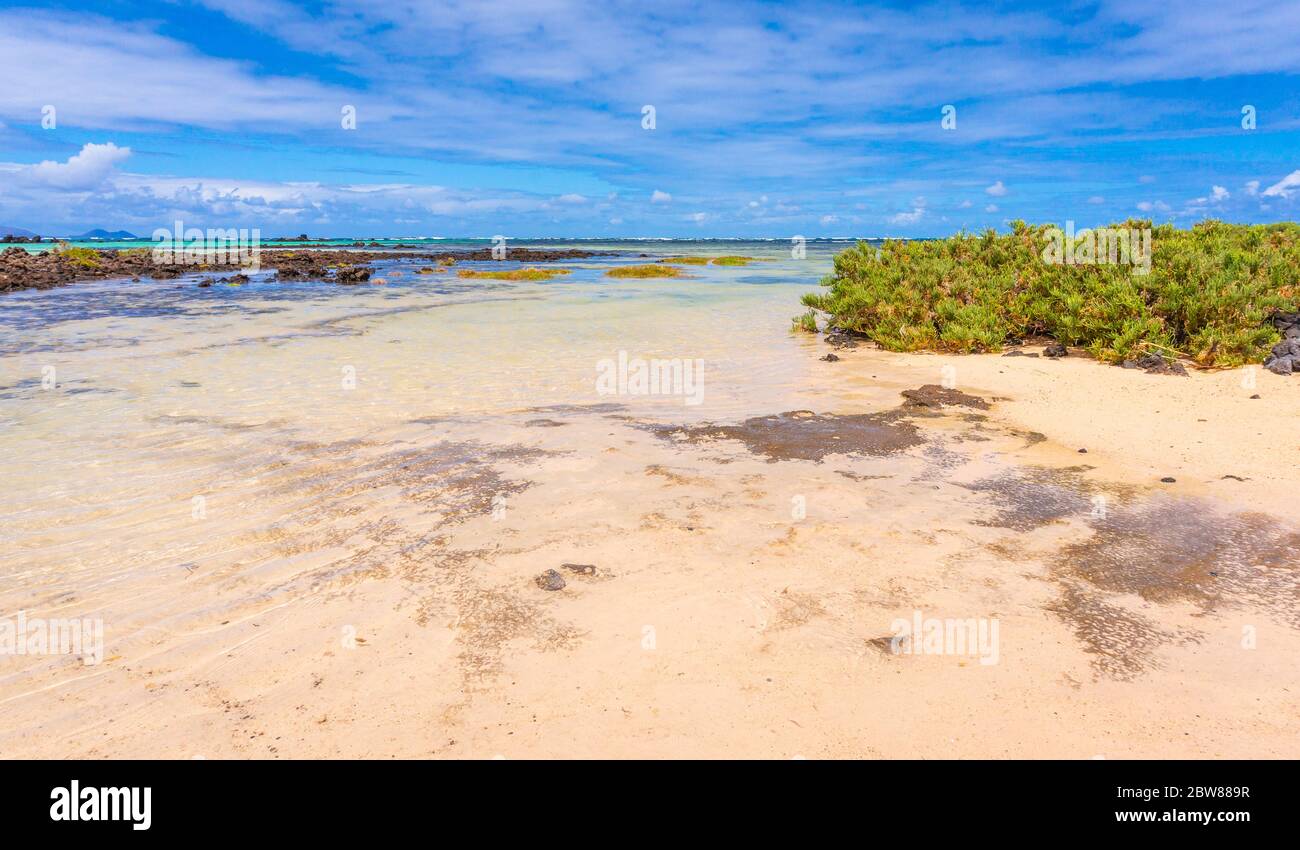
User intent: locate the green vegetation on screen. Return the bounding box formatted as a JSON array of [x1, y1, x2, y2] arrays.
[[606, 264, 684, 278], [800, 220, 1300, 368], [792, 308, 819, 333], [657, 256, 709, 265], [711, 255, 754, 266], [456, 267, 572, 281], [54, 242, 100, 269]]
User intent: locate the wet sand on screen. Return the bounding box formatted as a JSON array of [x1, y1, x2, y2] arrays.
[[1, 252, 1297, 759]]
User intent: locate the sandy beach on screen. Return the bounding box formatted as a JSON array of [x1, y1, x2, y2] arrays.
[[2, 248, 1296, 759]]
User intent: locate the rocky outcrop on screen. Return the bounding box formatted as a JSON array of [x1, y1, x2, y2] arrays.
[[1264, 312, 1300, 375], [0, 247, 611, 294]]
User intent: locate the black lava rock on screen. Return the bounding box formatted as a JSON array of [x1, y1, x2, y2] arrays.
[[535, 569, 566, 591]]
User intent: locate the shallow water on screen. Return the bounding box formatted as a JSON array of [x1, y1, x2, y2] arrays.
[[0, 243, 846, 616]]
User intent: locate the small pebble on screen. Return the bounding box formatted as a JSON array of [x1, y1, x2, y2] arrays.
[[1160, 477, 1176, 483]]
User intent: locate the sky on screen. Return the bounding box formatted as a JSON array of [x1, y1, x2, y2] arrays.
[[1, 0, 1299, 237]]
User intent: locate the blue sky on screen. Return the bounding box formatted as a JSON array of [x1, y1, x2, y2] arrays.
[[1, 0, 1299, 237]]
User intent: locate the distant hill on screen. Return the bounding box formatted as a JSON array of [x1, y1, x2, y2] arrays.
[[75, 229, 139, 240], [0, 226, 38, 237]]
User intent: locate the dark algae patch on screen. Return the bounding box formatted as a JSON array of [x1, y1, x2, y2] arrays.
[[962, 466, 1127, 532], [1058, 496, 1300, 621], [656, 409, 923, 462], [647, 384, 992, 462], [899, 384, 992, 412], [1048, 584, 1199, 681], [967, 464, 1300, 677], [644, 387, 998, 465]]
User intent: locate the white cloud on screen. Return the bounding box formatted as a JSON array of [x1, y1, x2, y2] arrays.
[[1210, 185, 1229, 201], [20, 142, 131, 190], [820, 214, 838, 225], [651, 190, 672, 204], [0, 12, 373, 131], [556, 193, 587, 204], [1087, 195, 1104, 204], [889, 197, 926, 225], [1262, 170, 1300, 199], [689, 211, 709, 223], [959, 200, 972, 208], [985, 180, 1007, 197], [984, 203, 998, 213], [1244, 180, 1260, 196]]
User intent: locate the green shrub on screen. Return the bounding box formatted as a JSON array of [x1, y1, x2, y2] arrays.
[[792, 308, 818, 333], [801, 220, 1300, 367]]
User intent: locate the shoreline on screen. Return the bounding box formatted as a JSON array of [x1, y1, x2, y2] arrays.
[[0, 246, 610, 294], [807, 341, 1299, 515]]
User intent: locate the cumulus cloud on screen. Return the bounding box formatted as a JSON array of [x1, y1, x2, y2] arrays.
[[1262, 170, 1300, 199], [651, 190, 672, 204], [984, 203, 998, 213], [1210, 185, 1229, 201], [20, 142, 131, 190], [889, 197, 926, 225], [985, 181, 1007, 197]]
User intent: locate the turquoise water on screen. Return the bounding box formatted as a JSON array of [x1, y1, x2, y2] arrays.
[[9, 237, 869, 254]]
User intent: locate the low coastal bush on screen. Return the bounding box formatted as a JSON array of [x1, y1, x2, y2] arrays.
[[800, 220, 1300, 367], [657, 256, 709, 265], [457, 267, 571, 281], [792, 308, 818, 333], [711, 255, 754, 266], [606, 264, 683, 278]]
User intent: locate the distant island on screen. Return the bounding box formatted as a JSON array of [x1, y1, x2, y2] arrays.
[[74, 229, 139, 240], [2, 227, 140, 242]]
